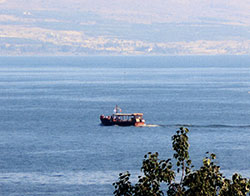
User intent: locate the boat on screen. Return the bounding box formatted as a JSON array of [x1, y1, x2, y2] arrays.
[[100, 105, 145, 127]]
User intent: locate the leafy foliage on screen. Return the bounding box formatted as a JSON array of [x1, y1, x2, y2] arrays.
[[113, 127, 250, 196]]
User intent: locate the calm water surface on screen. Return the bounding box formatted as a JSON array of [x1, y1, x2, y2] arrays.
[[0, 56, 250, 195]]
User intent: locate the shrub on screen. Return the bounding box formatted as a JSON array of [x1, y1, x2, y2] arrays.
[[113, 127, 250, 196]]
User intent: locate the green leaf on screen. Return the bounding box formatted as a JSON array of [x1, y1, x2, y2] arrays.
[[211, 153, 216, 159]]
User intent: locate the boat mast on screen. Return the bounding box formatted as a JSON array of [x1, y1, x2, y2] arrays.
[[114, 105, 121, 114]]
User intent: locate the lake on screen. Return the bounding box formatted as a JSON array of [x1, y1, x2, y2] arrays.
[[0, 56, 250, 195]]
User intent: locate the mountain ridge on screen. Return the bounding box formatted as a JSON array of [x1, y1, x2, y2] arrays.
[[0, 0, 250, 55]]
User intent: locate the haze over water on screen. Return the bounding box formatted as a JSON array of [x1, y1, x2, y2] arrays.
[[0, 56, 250, 195]]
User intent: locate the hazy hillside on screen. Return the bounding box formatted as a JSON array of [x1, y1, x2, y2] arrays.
[[0, 0, 250, 55]]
